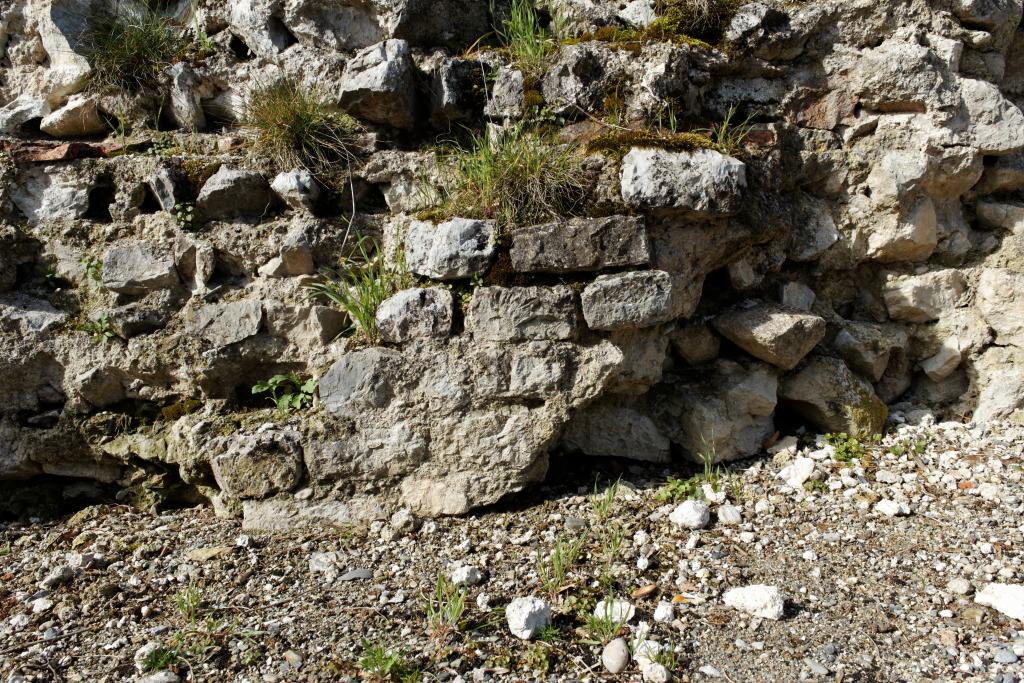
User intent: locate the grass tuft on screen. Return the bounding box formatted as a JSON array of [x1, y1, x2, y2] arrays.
[[303, 236, 412, 343], [491, 0, 565, 74], [358, 640, 421, 682], [243, 78, 362, 187], [431, 125, 587, 229], [537, 533, 587, 596], [421, 574, 467, 639], [80, 1, 188, 92]]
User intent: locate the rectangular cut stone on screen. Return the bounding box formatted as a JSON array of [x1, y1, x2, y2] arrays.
[[510, 216, 649, 273], [467, 286, 577, 341]]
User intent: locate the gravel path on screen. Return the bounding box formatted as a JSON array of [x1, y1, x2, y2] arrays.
[[2, 413, 1022, 682]]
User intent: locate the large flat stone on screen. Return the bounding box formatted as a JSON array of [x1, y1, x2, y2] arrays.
[[621, 148, 746, 217], [510, 216, 650, 273], [581, 270, 676, 330], [102, 241, 179, 296], [712, 303, 826, 371], [466, 286, 577, 342], [406, 218, 497, 280]]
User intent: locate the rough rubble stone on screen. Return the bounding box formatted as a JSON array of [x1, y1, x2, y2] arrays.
[[211, 431, 304, 500], [561, 400, 671, 462], [271, 169, 320, 212], [467, 286, 577, 342], [648, 359, 777, 463], [102, 241, 179, 296], [375, 288, 454, 343], [10, 166, 92, 224], [582, 271, 676, 330], [510, 216, 650, 273], [723, 585, 785, 620], [506, 597, 552, 639], [832, 322, 907, 383], [338, 39, 416, 129], [959, 78, 1024, 155], [484, 67, 524, 119], [779, 356, 888, 435], [39, 94, 105, 138], [542, 42, 625, 116], [976, 268, 1024, 344], [669, 500, 710, 529], [196, 167, 273, 220], [0, 95, 50, 134], [621, 148, 746, 217], [975, 152, 1024, 194], [712, 303, 826, 371], [166, 63, 206, 131], [882, 270, 967, 323], [406, 218, 497, 280], [670, 323, 721, 365], [319, 348, 403, 417], [865, 197, 938, 262], [191, 300, 264, 347]]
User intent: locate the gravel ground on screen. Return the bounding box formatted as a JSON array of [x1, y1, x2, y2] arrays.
[[2, 410, 1023, 683]]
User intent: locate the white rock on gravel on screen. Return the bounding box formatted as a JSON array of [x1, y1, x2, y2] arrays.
[[451, 565, 482, 586], [975, 583, 1024, 621], [874, 499, 910, 517], [778, 456, 815, 489], [593, 598, 636, 623], [723, 585, 786, 620], [602, 637, 630, 674], [717, 505, 743, 525], [506, 596, 552, 639], [653, 601, 674, 622], [641, 661, 673, 682], [669, 500, 711, 529], [947, 578, 973, 595]]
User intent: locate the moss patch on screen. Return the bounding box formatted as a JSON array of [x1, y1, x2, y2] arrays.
[[586, 130, 722, 158]]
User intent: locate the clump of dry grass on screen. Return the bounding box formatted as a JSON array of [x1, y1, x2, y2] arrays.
[[80, 0, 187, 92], [430, 125, 587, 229], [242, 78, 361, 186]]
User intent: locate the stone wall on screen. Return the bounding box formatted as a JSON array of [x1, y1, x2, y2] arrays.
[[1, 0, 1022, 527]]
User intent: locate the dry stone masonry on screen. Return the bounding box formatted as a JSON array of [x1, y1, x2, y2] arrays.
[[1, 0, 1023, 531]]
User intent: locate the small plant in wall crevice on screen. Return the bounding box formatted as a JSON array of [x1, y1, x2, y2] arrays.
[[252, 372, 316, 414]]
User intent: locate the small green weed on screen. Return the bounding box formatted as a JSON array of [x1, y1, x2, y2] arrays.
[[172, 202, 196, 230], [803, 479, 828, 494], [251, 373, 316, 414], [0, 543, 11, 556], [491, 0, 565, 74], [655, 474, 702, 503], [520, 641, 553, 674], [358, 640, 421, 682], [141, 645, 181, 673], [653, 647, 683, 671], [175, 580, 202, 624], [825, 433, 880, 463], [303, 236, 412, 342], [537, 533, 586, 596], [699, 104, 754, 156], [422, 575, 467, 638], [77, 316, 118, 343], [591, 477, 620, 523], [584, 596, 628, 644], [81, 255, 103, 284]]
